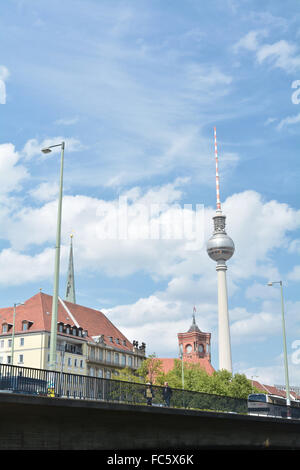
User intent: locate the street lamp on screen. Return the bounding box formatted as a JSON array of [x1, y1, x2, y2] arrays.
[[41, 142, 65, 371], [179, 344, 184, 390], [267, 280, 290, 407], [251, 375, 259, 393], [11, 302, 24, 366]]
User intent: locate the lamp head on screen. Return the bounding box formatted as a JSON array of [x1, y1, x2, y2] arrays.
[[41, 147, 52, 154], [267, 282, 273, 286]]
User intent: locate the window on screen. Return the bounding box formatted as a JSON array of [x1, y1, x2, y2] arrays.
[[18, 355, 24, 364], [106, 370, 111, 379], [74, 359, 78, 368], [7, 356, 11, 364], [106, 351, 111, 362], [22, 322, 28, 331], [98, 369, 103, 378], [58, 324, 63, 332], [128, 356, 132, 367], [80, 360, 84, 369], [122, 355, 126, 366], [20, 338, 24, 346], [99, 349, 103, 360], [109, 336, 113, 343], [8, 339, 12, 348], [0, 340, 3, 348], [67, 357, 72, 367], [116, 338, 120, 344], [114, 353, 119, 364], [2, 324, 8, 333], [0, 356, 3, 363]]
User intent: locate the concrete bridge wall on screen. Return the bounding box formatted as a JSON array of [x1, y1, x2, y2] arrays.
[[0, 393, 300, 450]]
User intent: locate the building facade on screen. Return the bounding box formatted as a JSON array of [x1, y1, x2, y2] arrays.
[[0, 291, 146, 378]]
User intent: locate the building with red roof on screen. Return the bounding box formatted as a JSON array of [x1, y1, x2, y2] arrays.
[[0, 291, 146, 378]]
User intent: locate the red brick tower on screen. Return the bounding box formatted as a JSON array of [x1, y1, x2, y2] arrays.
[[177, 313, 211, 363]]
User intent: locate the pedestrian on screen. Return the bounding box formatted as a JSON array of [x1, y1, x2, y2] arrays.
[[163, 382, 172, 407], [145, 382, 155, 406]]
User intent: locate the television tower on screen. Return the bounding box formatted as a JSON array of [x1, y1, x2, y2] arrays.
[[206, 127, 235, 373]]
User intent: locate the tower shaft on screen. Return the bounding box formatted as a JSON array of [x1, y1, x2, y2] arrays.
[[217, 263, 232, 372]]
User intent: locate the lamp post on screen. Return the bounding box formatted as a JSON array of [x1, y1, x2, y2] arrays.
[[251, 375, 259, 393], [267, 280, 290, 407], [11, 302, 24, 366], [41, 142, 65, 371], [179, 344, 184, 390]]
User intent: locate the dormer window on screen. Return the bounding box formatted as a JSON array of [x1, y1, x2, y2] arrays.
[[2, 323, 10, 333], [21, 320, 33, 331]]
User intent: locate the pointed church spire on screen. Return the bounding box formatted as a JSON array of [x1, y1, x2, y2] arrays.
[[65, 234, 76, 304], [188, 306, 200, 333]]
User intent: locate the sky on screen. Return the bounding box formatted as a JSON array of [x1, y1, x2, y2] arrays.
[[0, 0, 300, 387]]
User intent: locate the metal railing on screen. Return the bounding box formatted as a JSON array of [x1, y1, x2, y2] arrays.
[[0, 363, 249, 414], [2, 364, 299, 419]]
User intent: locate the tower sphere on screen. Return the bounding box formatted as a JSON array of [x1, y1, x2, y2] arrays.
[[206, 212, 235, 262], [206, 232, 235, 262]]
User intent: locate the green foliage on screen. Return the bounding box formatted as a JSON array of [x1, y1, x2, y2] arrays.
[[112, 367, 143, 384], [159, 361, 255, 399], [137, 353, 164, 384]]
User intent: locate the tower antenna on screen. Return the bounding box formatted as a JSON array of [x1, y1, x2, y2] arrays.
[[214, 127, 221, 212]]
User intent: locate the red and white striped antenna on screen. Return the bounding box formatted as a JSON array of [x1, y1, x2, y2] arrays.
[[214, 127, 222, 212]]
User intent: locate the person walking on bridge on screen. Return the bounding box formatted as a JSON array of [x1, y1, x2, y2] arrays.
[[163, 382, 172, 407]]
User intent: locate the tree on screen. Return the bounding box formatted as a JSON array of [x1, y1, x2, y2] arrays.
[[159, 361, 258, 399], [112, 367, 144, 383], [137, 353, 164, 384]]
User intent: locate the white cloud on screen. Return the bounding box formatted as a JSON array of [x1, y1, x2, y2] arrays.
[[287, 265, 300, 282], [231, 311, 280, 342], [29, 181, 59, 202], [233, 30, 264, 52], [0, 66, 9, 104], [277, 113, 300, 130], [0, 172, 299, 366], [245, 282, 279, 301], [0, 143, 28, 194], [54, 117, 79, 126], [256, 40, 300, 72], [234, 32, 300, 73], [0, 247, 60, 286]]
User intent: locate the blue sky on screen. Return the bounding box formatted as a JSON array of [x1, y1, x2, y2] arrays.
[[0, 0, 300, 386]]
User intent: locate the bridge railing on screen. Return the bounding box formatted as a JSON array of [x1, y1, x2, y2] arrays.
[[0, 362, 246, 414]]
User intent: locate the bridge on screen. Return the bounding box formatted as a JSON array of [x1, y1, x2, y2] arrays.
[[1, 391, 300, 450], [1, 363, 300, 450]]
